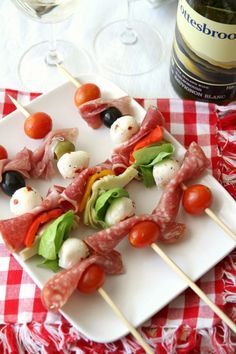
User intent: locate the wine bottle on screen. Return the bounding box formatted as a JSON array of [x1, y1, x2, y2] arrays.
[[170, 0, 236, 103]]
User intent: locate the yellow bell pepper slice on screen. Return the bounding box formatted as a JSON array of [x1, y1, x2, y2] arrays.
[[78, 169, 114, 212]]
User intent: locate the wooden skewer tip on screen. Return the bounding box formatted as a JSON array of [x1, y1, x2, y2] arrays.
[[7, 94, 30, 117], [56, 64, 81, 88], [98, 287, 154, 354], [151, 243, 236, 333]]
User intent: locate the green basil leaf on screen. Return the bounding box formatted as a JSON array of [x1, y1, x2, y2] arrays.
[[95, 188, 129, 221], [38, 258, 59, 273], [139, 166, 155, 188], [133, 143, 174, 167], [38, 210, 74, 260]]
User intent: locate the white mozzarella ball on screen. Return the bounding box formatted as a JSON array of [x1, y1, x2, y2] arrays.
[[10, 186, 43, 216], [58, 238, 89, 269], [153, 159, 180, 188], [105, 197, 135, 226], [57, 151, 90, 179], [110, 115, 139, 144]]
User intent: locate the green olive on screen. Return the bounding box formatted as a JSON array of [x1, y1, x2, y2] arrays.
[[54, 140, 75, 160]]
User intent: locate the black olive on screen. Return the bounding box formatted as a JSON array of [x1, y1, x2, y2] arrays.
[[101, 107, 122, 128], [1, 171, 26, 197]]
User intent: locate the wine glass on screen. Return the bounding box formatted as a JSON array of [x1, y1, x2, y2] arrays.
[[11, 0, 91, 92], [93, 0, 164, 76]]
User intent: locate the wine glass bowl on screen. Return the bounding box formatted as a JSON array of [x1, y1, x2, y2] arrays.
[[12, 0, 78, 23], [93, 0, 164, 76], [11, 0, 91, 92]]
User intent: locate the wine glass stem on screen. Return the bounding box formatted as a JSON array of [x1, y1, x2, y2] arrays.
[[120, 0, 138, 45], [45, 24, 63, 66]]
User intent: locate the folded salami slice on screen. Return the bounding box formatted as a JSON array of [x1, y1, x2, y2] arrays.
[[111, 106, 164, 174], [41, 252, 124, 311], [79, 96, 131, 129], [0, 213, 35, 252], [59, 160, 113, 211], [85, 214, 186, 254], [152, 141, 210, 221]]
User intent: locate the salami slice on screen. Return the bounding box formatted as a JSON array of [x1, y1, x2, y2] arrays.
[[85, 214, 186, 254], [0, 184, 67, 252], [60, 160, 113, 211], [111, 106, 164, 174], [79, 96, 131, 129], [0, 213, 35, 252], [41, 252, 124, 311], [152, 142, 210, 219], [93, 250, 124, 275]]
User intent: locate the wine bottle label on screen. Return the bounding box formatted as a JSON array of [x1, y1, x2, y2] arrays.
[[171, 0, 236, 102]]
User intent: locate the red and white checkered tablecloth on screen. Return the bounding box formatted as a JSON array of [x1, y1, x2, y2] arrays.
[[0, 89, 235, 354]]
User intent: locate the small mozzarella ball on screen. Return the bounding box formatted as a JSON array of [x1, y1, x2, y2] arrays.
[[153, 159, 180, 188], [110, 115, 139, 144], [57, 151, 90, 179], [58, 238, 89, 269], [10, 186, 43, 216], [105, 197, 135, 226]]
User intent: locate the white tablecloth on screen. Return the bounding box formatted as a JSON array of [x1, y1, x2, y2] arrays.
[[1, 0, 178, 98]]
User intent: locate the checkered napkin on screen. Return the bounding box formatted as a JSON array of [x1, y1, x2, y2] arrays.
[[0, 89, 235, 354]]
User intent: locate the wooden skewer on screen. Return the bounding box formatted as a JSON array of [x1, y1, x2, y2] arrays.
[[98, 288, 154, 354], [56, 64, 81, 88], [181, 183, 236, 242], [151, 243, 236, 333], [8, 94, 30, 117], [204, 208, 236, 241]]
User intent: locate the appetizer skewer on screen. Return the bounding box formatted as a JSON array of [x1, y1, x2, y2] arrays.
[[56, 65, 236, 242]]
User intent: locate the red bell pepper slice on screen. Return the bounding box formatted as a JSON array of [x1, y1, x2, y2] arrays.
[[24, 208, 63, 248], [130, 125, 163, 163]]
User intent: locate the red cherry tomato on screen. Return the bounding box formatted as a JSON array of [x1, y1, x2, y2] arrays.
[[0, 145, 8, 160], [182, 184, 213, 215], [74, 83, 101, 108], [128, 221, 161, 248], [24, 112, 53, 139], [77, 264, 105, 294]]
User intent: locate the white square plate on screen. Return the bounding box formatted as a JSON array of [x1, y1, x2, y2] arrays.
[[0, 75, 235, 343]]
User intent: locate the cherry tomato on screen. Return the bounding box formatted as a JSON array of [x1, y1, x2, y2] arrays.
[[0, 145, 8, 160], [24, 112, 53, 139], [77, 264, 105, 293], [128, 221, 161, 248], [182, 184, 213, 215], [74, 83, 101, 108]]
